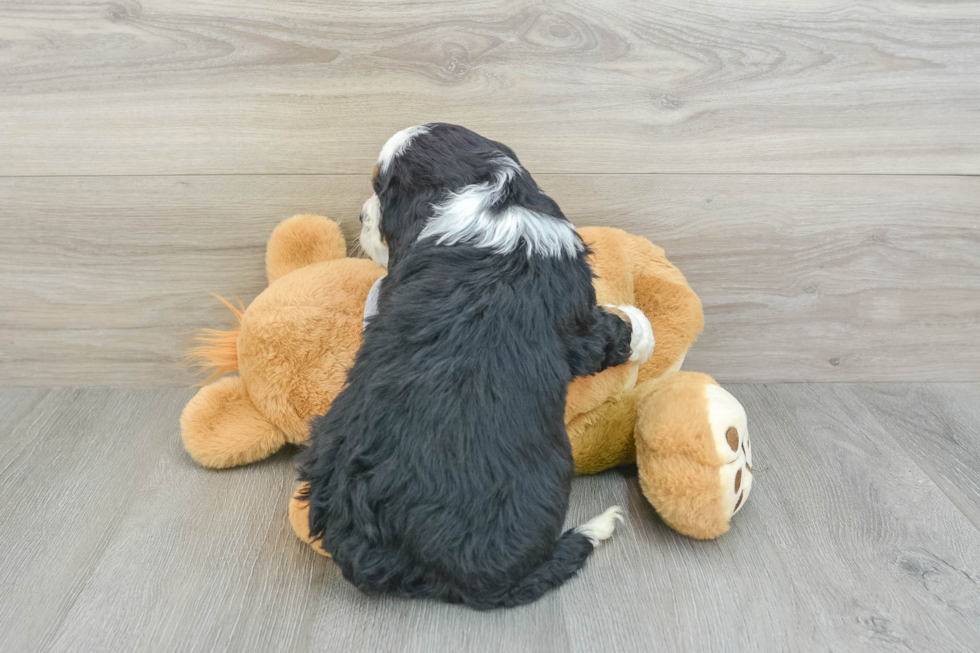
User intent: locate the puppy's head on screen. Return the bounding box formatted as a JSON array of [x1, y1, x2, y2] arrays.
[[359, 123, 574, 271]]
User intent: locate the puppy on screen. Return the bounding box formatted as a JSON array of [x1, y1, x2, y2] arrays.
[[298, 123, 654, 609]]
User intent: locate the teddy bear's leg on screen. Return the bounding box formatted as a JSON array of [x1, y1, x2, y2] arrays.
[[633, 372, 753, 539], [266, 214, 348, 284], [180, 376, 289, 468], [288, 483, 331, 557], [568, 386, 641, 474], [620, 233, 705, 384]]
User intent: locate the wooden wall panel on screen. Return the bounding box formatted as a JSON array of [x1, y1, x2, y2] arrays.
[[1, 174, 976, 385], [0, 0, 978, 175]]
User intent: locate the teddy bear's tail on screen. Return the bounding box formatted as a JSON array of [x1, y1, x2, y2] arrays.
[[184, 294, 243, 385]]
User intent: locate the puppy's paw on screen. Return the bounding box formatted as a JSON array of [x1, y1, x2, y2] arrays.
[[608, 305, 655, 364]]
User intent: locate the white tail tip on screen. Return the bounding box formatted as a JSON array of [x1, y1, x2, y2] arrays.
[[574, 506, 625, 547]]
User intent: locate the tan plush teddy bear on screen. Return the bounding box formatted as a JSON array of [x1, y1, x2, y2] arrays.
[[181, 214, 753, 542]]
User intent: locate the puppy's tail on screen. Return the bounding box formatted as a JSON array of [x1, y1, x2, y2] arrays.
[[183, 294, 243, 385], [464, 506, 624, 610]]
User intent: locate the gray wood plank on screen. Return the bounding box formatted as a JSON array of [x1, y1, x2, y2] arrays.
[[556, 384, 980, 652], [1, 1, 978, 175], [737, 384, 980, 651], [0, 175, 365, 387], [846, 383, 980, 533], [562, 174, 980, 384], [3, 386, 980, 652], [0, 389, 195, 651], [2, 174, 978, 385], [0, 388, 49, 440], [557, 470, 808, 652]]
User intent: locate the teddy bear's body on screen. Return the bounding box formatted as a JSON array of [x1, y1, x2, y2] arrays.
[[182, 215, 752, 542]]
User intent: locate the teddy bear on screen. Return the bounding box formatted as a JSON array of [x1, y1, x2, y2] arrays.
[[181, 214, 753, 544]]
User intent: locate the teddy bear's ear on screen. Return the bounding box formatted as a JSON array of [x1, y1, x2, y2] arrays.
[[180, 376, 287, 468], [266, 215, 347, 285]]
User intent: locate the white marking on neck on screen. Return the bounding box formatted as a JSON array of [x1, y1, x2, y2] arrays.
[[378, 124, 430, 173], [359, 194, 388, 268], [417, 157, 582, 259]]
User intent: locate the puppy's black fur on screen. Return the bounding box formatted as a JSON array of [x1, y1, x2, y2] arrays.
[[298, 124, 633, 609]]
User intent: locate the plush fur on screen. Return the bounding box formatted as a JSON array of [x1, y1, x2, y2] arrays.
[[180, 375, 286, 469], [180, 214, 384, 468], [297, 124, 640, 609], [634, 373, 752, 539], [266, 213, 347, 284], [180, 213, 755, 548]]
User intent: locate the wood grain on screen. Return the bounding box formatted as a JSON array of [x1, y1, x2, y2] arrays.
[[847, 383, 980, 532], [0, 389, 193, 651], [0, 0, 978, 175], [734, 384, 980, 651], [2, 386, 980, 651], [2, 174, 977, 385]]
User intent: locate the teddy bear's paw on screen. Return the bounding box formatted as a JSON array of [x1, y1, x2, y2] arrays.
[[706, 384, 753, 518], [633, 373, 754, 539], [607, 304, 655, 364], [180, 376, 288, 469]]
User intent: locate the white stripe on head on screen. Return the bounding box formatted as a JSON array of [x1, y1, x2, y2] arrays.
[[417, 157, 582, 259], [378, 124, 430, 173]]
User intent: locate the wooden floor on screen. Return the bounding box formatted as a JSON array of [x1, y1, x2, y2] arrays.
[[2, 384, 979, 652]]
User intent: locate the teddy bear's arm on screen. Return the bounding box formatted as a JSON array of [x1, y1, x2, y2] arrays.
[[565, 306, 634, 378]]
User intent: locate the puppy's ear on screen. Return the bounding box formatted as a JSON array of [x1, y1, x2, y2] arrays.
[[378, 186, 442, 272]]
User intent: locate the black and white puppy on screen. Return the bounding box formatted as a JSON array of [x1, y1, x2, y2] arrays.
[[298, 123, 654, 610]]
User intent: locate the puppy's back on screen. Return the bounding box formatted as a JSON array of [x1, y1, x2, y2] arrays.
[[300, 243, 615, 608]]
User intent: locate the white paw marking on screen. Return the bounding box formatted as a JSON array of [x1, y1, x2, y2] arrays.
[[705, 384, 753, 517], [575, 506, 625, 546], [608, 305, 655, 364]]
